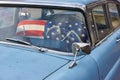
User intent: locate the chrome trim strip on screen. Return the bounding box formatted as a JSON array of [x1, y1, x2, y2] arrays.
[[0, 1, 86, 11], [0, 41, 73, 56], [95, 32, 113, 47], [95, 26, 120, 47]]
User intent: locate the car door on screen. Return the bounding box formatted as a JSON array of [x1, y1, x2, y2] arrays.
[[87, 1, 120, 80]]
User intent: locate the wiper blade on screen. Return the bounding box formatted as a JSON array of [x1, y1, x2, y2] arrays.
[[6, 38, 46, 52], [6, 38, 31, 46]]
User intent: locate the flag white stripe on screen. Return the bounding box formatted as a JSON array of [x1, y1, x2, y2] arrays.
[[17, 24, 45, 33]]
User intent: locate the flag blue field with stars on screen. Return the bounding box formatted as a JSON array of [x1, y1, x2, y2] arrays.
[[30, 13, 88, 52]]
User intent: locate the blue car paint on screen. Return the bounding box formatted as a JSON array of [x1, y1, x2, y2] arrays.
[[105, 58, 120, 80], [0, 43, 100, 80], [0, 0, 119, 80], [90, 29, 120, 80], [0, 44, 69, 80], [45, 55, 99, 80]]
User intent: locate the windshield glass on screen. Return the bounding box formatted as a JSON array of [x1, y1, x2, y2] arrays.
[[0, 7, 89, 52]]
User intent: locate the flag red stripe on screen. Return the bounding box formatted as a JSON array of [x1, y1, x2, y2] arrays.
[[17, 30, 43, 37], [18, 20, 46, 26]]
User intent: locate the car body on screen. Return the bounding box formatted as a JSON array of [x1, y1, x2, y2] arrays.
[[0, 0, 119, 80]]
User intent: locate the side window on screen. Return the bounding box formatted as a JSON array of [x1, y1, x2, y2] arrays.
[[88, 12, 99, 43], [108, 3, 120, 29], [89, 6, 110, 41]]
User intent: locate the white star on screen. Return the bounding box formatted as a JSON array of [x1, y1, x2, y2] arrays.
[[81, 34, 85, 37], [56, 37, 59, 40], [92, 25, 94, 28], [47, 36, 50, 38], [78, 28, 81, 31], [58, 23, 62, 26], [84, 27, 86, 29], [47, 28, 50, 31], [52, 25, 55, 27], [61, 35, 65, 38], [51, 32, 55, 35], [101, 30, 104, 33], [49, 21, 52, 24], [71, 38, 75, 41], [66, 40, 70, 43], [75, 23, 78, 26], [57, 29, 60, 33], [69, 25, 72, 28]]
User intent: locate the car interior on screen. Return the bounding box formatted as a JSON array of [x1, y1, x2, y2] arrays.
[[16, 9, 89, 52]]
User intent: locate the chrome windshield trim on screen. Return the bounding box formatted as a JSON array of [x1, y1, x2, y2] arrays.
[[0, 41, 74, 56], [0, 41, 41, 50], [0, 1, 86, 11]]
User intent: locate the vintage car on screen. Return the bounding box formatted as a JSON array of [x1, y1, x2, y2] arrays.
[[0, 0, 119, 80]]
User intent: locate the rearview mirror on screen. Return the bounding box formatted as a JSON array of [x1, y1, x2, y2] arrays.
[[72, 42, 91, 55], [19, 12, 31, 20]]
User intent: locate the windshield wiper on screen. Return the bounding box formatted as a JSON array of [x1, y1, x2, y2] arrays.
[[6, 38, 46, 52], [6, 38, 31, 46]]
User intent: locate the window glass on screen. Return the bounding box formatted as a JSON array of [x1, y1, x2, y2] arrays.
[[19, 8, 42, 20], [108, 3, 120, 29], [18, 8, 89, 52], [92, 6, 110, 40], [88, 12, 98, 43], [0, 7, 89, 53], [0, 7, 14, 28]]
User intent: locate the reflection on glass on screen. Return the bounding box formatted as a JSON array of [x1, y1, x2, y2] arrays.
[[0, 7, 89, 53], [0, 7, 14, 28]]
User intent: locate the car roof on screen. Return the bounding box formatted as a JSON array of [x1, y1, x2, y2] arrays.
[[0, 0, 99, 11], [1, 0, 120, 4], [0, 0, 119, 11], [3, 0, 119, 5], [26, 0, 99, 5]]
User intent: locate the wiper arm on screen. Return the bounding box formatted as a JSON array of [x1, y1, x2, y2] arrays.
[[6, 38, 46, 52], [6, 38, 31, 46]]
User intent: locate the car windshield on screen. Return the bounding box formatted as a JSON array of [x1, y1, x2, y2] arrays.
[[0, 7, 89, 52]]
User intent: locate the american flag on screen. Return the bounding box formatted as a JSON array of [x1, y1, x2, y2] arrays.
[[16, 14, 88, 52], [43, 14, 88, 52], [16, 20, 46, 38]]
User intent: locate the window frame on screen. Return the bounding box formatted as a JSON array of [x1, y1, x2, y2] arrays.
[[87, 4, 111, 46], [86, 0, 120, 48], [107, 2, 120, 30]]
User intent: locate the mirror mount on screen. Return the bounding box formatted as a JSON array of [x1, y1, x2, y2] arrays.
[[69, 42, 91, 69]]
